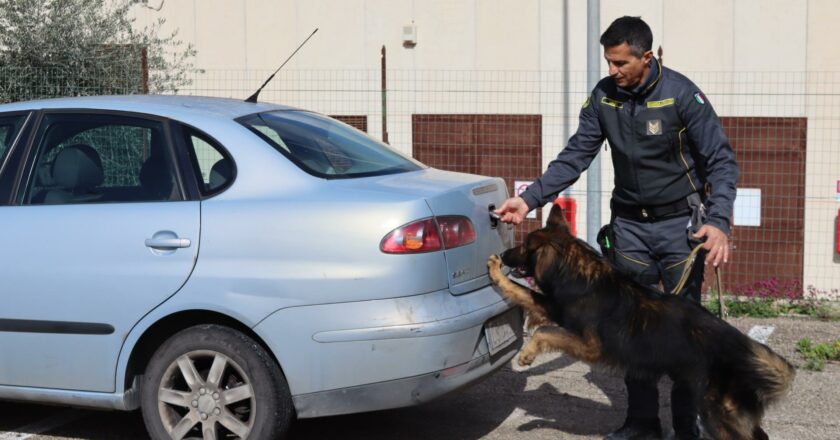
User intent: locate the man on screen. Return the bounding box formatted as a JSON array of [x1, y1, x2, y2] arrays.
[[495, 16, 738, 440]]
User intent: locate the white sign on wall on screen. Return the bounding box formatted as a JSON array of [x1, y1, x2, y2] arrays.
[[514, 180, 536, 219], [734, 188, 761, 227]]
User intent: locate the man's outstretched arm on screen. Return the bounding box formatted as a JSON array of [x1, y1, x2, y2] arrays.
[[496, 91, 606, 224]]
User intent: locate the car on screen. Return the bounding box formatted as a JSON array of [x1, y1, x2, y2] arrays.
[[0, 95, 522, 439]]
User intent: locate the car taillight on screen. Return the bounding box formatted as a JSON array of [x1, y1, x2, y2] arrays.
[[437, 216, 476, 249], [380, 216, 475, 254], [380, 218, 442, 253]]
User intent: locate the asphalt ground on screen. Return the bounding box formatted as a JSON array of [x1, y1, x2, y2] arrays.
[[1, 317, 838, 440]]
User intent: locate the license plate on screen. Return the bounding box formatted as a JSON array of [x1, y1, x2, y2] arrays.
[[484, 308, 520, 355]]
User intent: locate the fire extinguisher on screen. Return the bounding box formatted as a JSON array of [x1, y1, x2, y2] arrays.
[[553, 196, 577, 236], [836, 208, 840, 254]]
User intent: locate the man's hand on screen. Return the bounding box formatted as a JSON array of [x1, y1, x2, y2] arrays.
[[692, 225, 729, 267], [494, 197, 530, 225]]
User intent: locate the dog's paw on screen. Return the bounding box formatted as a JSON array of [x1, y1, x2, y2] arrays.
[[487, 255, 504, 282], [517, 352, 536, 367]]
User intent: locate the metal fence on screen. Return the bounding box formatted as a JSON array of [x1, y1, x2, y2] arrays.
[[3, 67, 839, 299], [0, 60, 147, 103]]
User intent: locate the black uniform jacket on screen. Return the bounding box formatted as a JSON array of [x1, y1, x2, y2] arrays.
[[520, 58, 739, 234]]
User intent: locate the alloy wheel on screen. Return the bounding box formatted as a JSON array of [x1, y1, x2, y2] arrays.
[[157, 350, 255, 439]]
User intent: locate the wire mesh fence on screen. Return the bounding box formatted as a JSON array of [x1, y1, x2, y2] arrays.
[[2, 67, 839, 299], [0, 52, 148, 103]]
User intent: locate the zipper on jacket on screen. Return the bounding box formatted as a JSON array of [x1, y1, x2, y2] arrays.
[[676, 128, 699, 192], [628, 98, 642, 200]]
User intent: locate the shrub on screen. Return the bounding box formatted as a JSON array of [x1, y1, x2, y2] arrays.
[[797, 338, 840, 371], [732, 277, 803, 300], [0, 0, 198, 102]]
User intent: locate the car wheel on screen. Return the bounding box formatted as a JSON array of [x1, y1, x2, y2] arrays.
[[141, 324, 293, 440]]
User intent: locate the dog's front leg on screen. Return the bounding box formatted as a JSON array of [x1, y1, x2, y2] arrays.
[[487, 255, 540, 309], [519, 327, 602, 366]]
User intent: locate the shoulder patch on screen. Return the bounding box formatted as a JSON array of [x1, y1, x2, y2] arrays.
[[582, 96, 590, 109], [693, 92, 706, 105], [600, 97, 624, 109], [646, 98, 675, 108]]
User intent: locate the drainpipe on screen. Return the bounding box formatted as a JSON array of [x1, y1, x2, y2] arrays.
[[381, 45, 389, 144], [586, 0, 601, 248]]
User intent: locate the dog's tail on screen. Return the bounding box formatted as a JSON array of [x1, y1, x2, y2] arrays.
[[720, 337, 795, 417], [703, 337, 795, 438], [745, 339, 796, 406]]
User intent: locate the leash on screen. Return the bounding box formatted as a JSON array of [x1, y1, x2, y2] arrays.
[[671, 244, 726, 318]]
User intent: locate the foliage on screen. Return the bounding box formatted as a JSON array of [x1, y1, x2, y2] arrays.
[[703, 295, 840, 321], [805, 284, 840, 299], [796, 338, 840, 371], [0, 0, 198, 102], [732, 277, 803, 300]]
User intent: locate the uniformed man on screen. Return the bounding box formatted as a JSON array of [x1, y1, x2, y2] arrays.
[[495, 16, 738, 440]]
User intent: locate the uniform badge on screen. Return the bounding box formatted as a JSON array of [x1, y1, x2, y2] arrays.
[[646, 119, 662, 136], [694, 92, 706, 104]]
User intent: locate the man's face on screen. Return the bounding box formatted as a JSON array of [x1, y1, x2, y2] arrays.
[[604, 43, 652, 89]]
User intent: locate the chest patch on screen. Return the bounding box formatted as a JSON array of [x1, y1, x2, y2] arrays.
[[646, 98, 675, 108], [646, 119, 663, 136], [600, 97, 624, 109]]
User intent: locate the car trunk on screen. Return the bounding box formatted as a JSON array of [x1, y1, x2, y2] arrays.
[[345, 168, 514, 295], [424, 181, 513, 294]]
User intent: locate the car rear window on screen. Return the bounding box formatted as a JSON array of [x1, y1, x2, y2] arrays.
[[238, 110, 424, 179]]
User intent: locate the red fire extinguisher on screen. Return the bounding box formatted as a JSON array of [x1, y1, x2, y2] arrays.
[[553, 196, 577, 236], [836, 208, 840, 254]]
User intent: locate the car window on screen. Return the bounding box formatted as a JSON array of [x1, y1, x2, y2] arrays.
[[182, 127, 233, 196], [238, 110, 424, 179], [22, 113, 181, 205], [0, 113, 28, 167]]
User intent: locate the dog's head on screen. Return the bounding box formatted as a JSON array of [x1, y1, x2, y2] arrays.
[[501, 204, 571, 283]]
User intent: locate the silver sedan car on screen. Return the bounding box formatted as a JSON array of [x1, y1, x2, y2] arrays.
[[0, 96, 522, 439]]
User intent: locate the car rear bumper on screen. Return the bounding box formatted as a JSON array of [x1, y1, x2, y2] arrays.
[[253, 284, 522, 418], [292, 327, 520, 418]]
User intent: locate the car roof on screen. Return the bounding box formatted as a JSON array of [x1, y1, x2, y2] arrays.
[[0, 95, 298, 120]]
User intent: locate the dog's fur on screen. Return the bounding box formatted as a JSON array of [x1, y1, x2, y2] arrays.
[[487, 205, 795, 440]]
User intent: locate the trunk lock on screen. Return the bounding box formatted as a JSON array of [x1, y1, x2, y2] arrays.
[[488, 204, 500, 228]]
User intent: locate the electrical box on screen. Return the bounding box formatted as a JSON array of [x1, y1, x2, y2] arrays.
[[402, 22, 417, 47]]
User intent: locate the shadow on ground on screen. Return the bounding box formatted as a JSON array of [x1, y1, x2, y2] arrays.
[[292, 354, 638, 439], [0, 355, 679, 439]]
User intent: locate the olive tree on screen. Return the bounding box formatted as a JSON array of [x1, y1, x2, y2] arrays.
[[0, 0, 198, 102]]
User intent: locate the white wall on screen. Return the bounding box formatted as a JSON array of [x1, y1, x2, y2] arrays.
[[133, 0, 831, 75]]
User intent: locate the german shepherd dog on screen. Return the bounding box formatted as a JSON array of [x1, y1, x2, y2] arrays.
[[487, 204, 794, 440]]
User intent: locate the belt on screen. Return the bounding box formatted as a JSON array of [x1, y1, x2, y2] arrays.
[[611, 198, 691, 222]]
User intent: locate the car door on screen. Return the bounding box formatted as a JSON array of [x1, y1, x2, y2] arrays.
[[0, 111, 200, 392]]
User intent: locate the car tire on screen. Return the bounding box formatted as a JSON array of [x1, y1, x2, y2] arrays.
[[140, 324, 293, 440]]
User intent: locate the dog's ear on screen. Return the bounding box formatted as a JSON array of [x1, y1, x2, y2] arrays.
[[532, 238, 560, 288], [545, 203, 569, 232]]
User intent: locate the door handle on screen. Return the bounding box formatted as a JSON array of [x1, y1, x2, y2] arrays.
[[145, 237, 191, 249]]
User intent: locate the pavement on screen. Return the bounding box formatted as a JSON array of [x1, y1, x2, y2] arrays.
[[2, 316, 838, 439], [290, 316, 840, 440]]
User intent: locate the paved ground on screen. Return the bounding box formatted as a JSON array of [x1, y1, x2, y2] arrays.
[[2, 317, 838, 439]]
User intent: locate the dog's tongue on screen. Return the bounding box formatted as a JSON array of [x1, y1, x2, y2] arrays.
[[509, 274, 542, 293], [525, 277, 538, 290]]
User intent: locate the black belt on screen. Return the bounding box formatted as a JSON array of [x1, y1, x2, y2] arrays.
[[612, 198, 691, 222]]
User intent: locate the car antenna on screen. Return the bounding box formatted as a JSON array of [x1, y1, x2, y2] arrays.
[[245, 28, 319, 103]]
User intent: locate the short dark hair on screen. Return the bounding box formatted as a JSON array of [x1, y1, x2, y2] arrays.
[[600, 16, 653, 57]]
